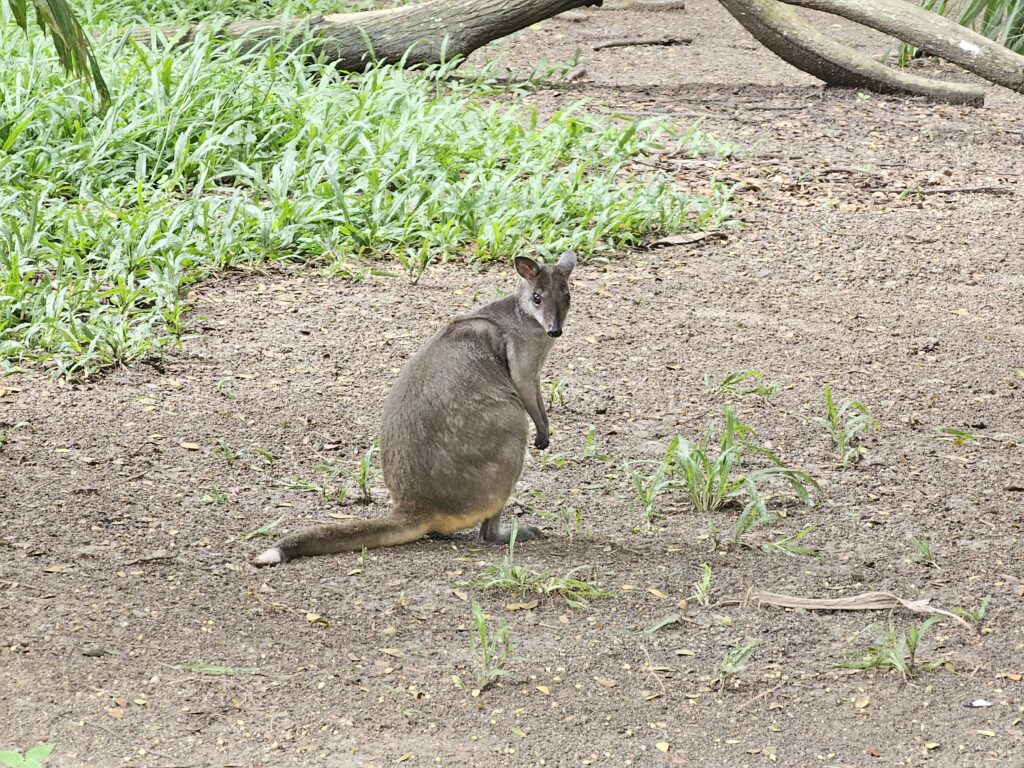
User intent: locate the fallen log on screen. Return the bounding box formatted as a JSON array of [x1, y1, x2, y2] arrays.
[[130, 0, 605, 70], [717, 0, 987, 104], [781, 0, 1024, 93]]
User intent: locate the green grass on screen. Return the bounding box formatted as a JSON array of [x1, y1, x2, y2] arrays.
[[837, 615, 946, 680], [464, 601, 513, 693], [0, 3, 735, 378], [462, 525, 609, 609], [667, 407, 817, 550], [719, 639, 757, 690], [623, 408, 817, 552], [909, 534, 937, 566], [704, 368, 779, 398], [812, 385, 879, 467]]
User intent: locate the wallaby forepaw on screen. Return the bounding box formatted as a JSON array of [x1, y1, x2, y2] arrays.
[[535, 434, 550, 450], [252, 546, 285, 567]]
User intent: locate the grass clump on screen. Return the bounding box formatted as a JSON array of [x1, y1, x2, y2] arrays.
[[0, 5, 735, 378], [719, 639, 757, 690], [909, 534, 937, 567], [462, 525, 609, 609], [812, 385, 878, 467], [623, 408, 817, 553], [464, 601, 514, 693], [838, 615, 946, 680]]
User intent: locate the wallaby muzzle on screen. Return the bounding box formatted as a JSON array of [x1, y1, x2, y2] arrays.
[[547, 329, 562, 338]]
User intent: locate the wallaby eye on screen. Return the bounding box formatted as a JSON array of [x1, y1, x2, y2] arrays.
[[532, 291, 542, 306]]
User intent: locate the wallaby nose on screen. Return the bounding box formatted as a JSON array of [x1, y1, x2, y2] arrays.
[[547, 329, 562, 338]]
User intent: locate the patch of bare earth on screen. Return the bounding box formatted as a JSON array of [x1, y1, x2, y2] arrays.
[[2, 1, 1023, 766]]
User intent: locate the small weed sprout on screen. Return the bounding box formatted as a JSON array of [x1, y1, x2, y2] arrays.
[[234, 514, 287, 542], [213, 439, 239, 463], [910, 535, 938, 567], [0, 744, 54, 768], [252, 446, 275, 465], [719, 639, 758, 690], [583, 427, 613, 461], [760, 524, 818, 557], [201, 485, 229, 506], [463, 525, 609, 609], [705, 369, 779, 398], [545, 377, 569, 408], [352, 443, 379, 503], [538, 450, 570, 468], [951, 595, 991, 626], [934, 426, 976, 445], [215, 378, 236, 400], [690, 563, 712, 607], [812, 385, 878, 467], [468, 601, 514, 692], [0, 422, 27, 452], [396, 241, 436, 284], [272, 477, 330, 502], [837, 614, 946, 680], [623, 458, 677, 524], [559, 506, 585, 540]]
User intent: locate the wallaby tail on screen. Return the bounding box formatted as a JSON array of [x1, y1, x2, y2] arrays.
[[252, 514, 430, 566]]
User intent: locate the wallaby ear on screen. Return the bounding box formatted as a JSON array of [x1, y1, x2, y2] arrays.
[[555, 250, 577, 276], [514, 256, 540, 282]]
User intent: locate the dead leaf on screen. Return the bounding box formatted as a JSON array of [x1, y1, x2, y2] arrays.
[[179, 441, 202, 451], [656, 741, 670, 752], [107, 707, 124, 719], [536, 685, 550, 695], [646, 614, 680, 633], [652, 232, 713, 246], [452, 589, 469, 601], [507, 600, 540, 611], [594, 676, 618, 688], [647, 587, 668, 599], [853, 694, 870, 709]]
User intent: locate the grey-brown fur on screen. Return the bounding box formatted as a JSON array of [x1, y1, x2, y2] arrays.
[[253, 251, 576, 566]]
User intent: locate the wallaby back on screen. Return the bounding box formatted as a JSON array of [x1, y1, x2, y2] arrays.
[[253, 251, 576, 565]]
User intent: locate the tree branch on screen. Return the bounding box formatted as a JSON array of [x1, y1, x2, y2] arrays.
[[717, 0, 987, 104]]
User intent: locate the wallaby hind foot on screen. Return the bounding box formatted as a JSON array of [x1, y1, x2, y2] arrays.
[[478, 511, 542, 545]]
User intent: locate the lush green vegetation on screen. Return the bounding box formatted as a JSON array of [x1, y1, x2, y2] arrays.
[[0, 0, 734, 377]]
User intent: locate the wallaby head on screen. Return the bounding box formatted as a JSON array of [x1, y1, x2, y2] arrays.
[[514, 251, 576, 338]]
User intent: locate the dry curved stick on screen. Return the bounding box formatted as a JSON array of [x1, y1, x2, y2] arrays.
[[747, 589, 974, 630]]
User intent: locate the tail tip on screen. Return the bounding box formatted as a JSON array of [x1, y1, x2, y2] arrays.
[[252, 546, 285, 567]]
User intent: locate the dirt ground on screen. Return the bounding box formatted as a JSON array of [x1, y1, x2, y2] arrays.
[[2, 2, 1023, 766]]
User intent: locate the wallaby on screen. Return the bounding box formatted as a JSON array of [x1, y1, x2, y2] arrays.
[[253, 251, 577, 566]]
